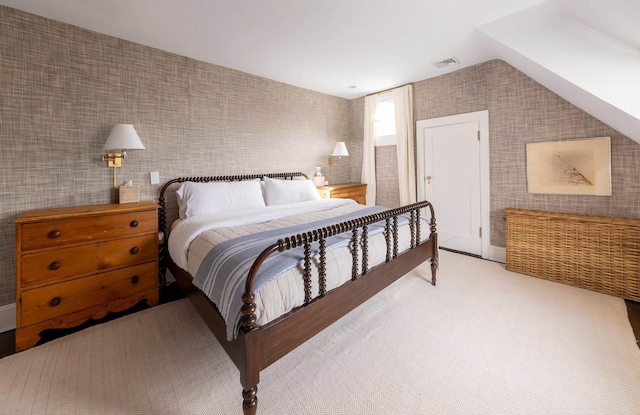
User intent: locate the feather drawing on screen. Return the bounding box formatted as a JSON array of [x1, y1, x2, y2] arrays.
[[554, 152, 593, 186]]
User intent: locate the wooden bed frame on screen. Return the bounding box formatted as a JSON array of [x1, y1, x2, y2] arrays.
[[158, 172, 438, 415]]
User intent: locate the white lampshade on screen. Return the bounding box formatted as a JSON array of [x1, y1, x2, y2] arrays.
[[103, 124, 145, 151], [331, 141, 349, 157]]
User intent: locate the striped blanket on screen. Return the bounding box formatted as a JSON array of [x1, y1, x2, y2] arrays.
[[193, 206, 395, 340]]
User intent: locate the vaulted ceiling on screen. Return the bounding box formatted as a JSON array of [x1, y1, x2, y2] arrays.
[[1, 0, 638, 142]]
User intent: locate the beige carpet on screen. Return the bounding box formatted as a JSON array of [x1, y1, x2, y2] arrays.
[[1, 250, 639, 415]]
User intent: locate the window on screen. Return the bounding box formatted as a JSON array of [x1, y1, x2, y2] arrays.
[[374, 92, 396, 146]]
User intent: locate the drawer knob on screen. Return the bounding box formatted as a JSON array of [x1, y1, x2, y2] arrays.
[[129, 247, 139, 255], [49, 261, 61, 271], [49, 297, 61, 307], [130, 276, 140, 284], [129, 220, 139, 228], [47, 230, 61, 239]]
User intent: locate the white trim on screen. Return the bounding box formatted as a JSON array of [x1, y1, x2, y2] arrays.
[[0, 303, 16, 333], [489, 246, 506, 264], [417, 110, 491, 259], [375, 135, 397, 147]]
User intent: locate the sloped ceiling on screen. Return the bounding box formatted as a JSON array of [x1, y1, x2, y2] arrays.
[[0, 0, 638, 142], [478, 0, 640, 143]]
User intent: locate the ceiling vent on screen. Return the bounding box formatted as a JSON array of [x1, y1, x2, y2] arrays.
[[433, 57, 460, 69]]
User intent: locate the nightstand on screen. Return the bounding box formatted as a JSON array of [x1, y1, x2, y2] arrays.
[[12, 201, 159, 351], [317, 183, 367, 204]]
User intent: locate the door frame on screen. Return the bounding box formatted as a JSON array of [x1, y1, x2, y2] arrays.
[[416, 110, 490, 259]]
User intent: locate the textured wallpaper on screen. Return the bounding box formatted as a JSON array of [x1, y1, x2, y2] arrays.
[[350, 60, 640, 251], [0, 6, 355, 307], [413, 60, 640, 248], [375, 146, 401, 208]]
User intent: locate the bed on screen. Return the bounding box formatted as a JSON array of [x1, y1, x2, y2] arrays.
[[158, 172, 438, 415]]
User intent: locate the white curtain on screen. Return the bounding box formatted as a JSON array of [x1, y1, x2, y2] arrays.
[[393, 85, 416, 205], [361, 94, 378, 206]]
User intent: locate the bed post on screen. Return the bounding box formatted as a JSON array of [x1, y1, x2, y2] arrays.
[[240, 361, 259, 415], [239, 324, 259, 415], [242, 385, 258, 415], [427, 204, 438, 286], [240, 292, 260, 415]]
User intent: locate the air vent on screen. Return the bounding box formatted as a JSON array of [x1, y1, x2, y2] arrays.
[[433, 57, 460, 69]]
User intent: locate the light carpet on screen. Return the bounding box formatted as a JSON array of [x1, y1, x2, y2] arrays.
[[1, 250, 639, 415]]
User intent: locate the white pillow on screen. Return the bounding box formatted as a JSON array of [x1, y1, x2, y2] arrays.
[[263, 176, 322, 206], [176, 180, 265, 219]]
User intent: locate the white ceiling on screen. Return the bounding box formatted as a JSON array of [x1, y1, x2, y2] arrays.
[[0, 0, 552, 99], [1, 0, 638, 140]]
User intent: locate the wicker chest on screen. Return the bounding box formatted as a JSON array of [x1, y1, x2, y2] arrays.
[[505, 208, 640, 301]]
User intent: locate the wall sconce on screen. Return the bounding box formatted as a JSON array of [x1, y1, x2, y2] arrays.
[[101, 123, 145, 189], [328, 141, 349, 185]]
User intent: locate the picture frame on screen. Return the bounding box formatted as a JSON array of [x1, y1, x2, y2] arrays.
[[526, 137, 611, 196]]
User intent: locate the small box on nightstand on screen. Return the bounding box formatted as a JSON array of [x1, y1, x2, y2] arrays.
[[118, 185, 140, 204]]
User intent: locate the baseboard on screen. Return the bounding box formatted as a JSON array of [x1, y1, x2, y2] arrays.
[[488, 246, 506, 263], [0, 303, 16, 333]]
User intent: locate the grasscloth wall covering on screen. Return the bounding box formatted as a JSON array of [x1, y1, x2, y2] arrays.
[[375, 146, 401, 208], [413, 60, 640, 248], [0, 7, 356, 307], [350, 60, 639, 253]]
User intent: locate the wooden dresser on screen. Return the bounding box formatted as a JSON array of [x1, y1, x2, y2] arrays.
[[12, 201, 159, 351], [317, 183, 367, 204]]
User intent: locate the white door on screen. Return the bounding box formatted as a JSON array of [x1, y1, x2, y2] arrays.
[[417, 112, 488, 257]]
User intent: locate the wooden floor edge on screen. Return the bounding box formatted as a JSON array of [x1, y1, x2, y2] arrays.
[[625, 299, 640, 349]]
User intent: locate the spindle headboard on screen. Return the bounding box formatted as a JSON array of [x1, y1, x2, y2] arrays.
[[157, 172, 308, 238]]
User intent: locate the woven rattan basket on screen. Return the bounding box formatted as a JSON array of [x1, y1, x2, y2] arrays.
[[505, 208, 640, 302]]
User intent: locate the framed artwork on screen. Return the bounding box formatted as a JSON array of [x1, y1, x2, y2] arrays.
[[526, 137, 611, 196]]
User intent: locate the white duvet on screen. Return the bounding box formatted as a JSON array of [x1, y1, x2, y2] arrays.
[[168, 198, 422, 331]]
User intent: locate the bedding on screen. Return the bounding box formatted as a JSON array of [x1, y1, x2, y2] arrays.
[[168, 198, 428, 340]]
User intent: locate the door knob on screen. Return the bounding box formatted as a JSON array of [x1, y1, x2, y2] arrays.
[[426, 175, 432, 184]]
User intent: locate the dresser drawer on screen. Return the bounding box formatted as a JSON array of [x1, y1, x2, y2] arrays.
[[318, 188, 331, 198], [20, 210, 157, 251], [20, 234, 157, 287], [318, 183, 367, 204], [332, 189, 364, 198], [20, 262, 157, 326]]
